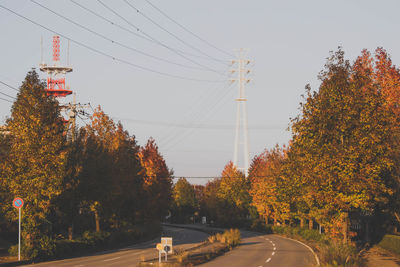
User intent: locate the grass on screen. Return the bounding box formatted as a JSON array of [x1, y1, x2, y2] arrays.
[[137, 228, 241, 267]]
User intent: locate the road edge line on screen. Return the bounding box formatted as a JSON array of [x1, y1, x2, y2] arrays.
[[275, 235, 320, 266]]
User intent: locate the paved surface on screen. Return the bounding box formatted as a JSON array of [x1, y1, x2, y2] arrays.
[[22, 226, 209, 267], [200, 230, 317, 267], [364, 247, 400, 267]]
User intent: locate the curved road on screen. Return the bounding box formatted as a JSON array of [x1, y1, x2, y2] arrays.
[[22, 226, 317, 267], [22, 226, 208, 267], [200, 230, 318, 267]]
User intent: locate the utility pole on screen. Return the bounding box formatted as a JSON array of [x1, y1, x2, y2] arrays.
[[62, 94, 91, 143], [231, 48, 251, 177]]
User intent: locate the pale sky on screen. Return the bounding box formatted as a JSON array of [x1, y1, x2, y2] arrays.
[[1, 0, 400, 184]]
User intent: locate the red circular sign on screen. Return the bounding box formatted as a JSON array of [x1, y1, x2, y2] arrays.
[[12, 198, 24, 209]]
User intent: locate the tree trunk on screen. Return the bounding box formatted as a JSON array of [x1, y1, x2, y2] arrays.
[[94, 210, 100, 232], [342, 212, 349, 244], [273, 216, 277, 226], [300, 218, 304, 228], [68, 223, 73, 240], [309, 219, 313, 230]]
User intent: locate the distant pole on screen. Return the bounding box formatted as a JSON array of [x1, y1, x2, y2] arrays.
[[232, 49, 251, 177]]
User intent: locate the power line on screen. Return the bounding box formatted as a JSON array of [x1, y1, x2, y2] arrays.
[[70, 0, 153, 43], [143, 0, 234, 58], [0, 90, 16, 100], [96, 0, 228, 74], [0, 4, 225, 83], [123, 0, 228, 62], [32, 0, 217, 72], [0, 97, 13, 103], [156, 81, 232, 147], [69, 0, 227, 64], [161, 83, 233, 151], [0, 81, 19, 92]]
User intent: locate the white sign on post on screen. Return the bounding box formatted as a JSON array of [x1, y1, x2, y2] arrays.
[[156, 237, 172, 261]]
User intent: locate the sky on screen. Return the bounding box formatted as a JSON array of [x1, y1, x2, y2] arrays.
[[1, 0, 400, 184]]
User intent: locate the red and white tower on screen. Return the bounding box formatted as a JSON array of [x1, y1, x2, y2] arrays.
[[40, 36, 73, 97]]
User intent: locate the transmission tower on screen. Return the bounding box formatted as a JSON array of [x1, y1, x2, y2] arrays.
[[39, 36, 90, 141], [231, 48, 251, 177]]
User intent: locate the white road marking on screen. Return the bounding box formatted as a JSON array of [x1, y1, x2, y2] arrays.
[[273, 247, 276, 251], [266, 258, 271, 262], [272, 252, 275, 256], [277, 235, 320, 266], [103, 256, 121, 262], [272, 243, 275, 246]]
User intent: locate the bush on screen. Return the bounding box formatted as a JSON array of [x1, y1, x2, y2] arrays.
[[378, 234, 400, 256], [8, 221, 162, 261], [212, 229, 241, 248], [250, 219, 272, 233], [318, 242, 362, 266]]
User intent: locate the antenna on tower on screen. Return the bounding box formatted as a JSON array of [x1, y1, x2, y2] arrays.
[[231, 48, 251, 177], [39, 35, 73, 97]]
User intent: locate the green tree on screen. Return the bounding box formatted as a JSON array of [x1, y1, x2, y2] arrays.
[[171, 178, 197, 223]]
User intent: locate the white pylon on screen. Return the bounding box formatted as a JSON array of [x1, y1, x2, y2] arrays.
[[231, 48, 251, 177]]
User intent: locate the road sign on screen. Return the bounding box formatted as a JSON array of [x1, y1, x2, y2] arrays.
[[13, 197, 24, 209], [161, 237, 173, 254], [12, 197, 23, 261], [156, 243, 163, 250]]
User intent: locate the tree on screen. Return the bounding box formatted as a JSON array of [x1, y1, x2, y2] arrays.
[[249, 146, 290, 225], [1, 70, 66, 249], [138, 138, 173, 221], [289, 48, 396, 242], [171, 178, 197, 223], [217, 162, 251, 226]]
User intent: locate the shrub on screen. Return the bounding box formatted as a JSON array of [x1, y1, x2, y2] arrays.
[[378, 234, 400, 256], [318, 242, 362, 266]]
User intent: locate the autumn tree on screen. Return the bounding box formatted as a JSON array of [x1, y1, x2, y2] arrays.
[[171, 178, 197, 223], [249, 146, 290, 225], [289, 48, 397, 242], [138, 138, 173, 221], [1, 70, 66, 249]]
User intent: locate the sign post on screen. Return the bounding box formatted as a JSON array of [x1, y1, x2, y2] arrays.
[[12, 197, 24, 261], [156, 237, 173, 263]]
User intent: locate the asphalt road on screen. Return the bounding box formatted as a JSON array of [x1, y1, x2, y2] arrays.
[[22, 226, 209, 267], [200, 230, 318, 267]]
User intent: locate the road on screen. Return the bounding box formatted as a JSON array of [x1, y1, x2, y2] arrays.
[[22, 226, 208, 267], [200, 230, 318, 267]]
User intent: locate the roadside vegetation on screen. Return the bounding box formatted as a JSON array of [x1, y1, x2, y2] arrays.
[[137, 228, 241, 267], [170, 48, 400, 266], [0, 71, 173, 261]]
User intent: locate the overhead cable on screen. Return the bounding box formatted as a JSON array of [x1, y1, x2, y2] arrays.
[[0, 4, 226, 83], [96, 0, 228, 74], [0, 97, 13, 103], [69, 0, 225, 63], [32, 0, 218, 72], [124, 0, 228, 62], [0, 81, 19, 92], [144, 0, 234, 58]]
